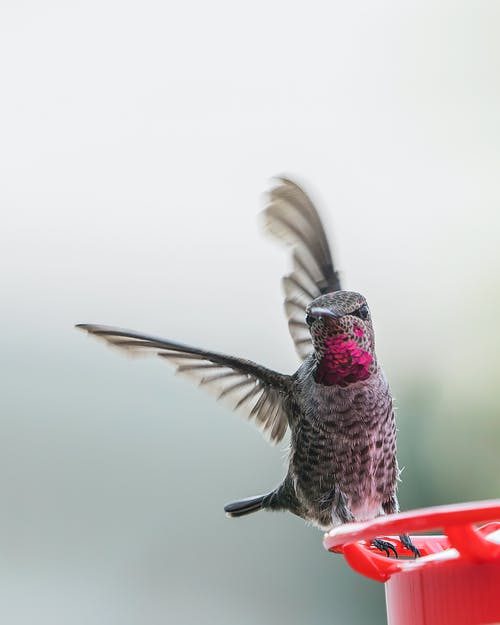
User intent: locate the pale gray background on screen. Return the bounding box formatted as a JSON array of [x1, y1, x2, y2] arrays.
[[2, 2, 500, 624]]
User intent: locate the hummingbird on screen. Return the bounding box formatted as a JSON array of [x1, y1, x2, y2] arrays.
[[77, 177, 419, 557]]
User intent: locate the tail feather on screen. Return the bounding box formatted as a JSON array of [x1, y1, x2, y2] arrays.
[[224, 494, 268, 518]]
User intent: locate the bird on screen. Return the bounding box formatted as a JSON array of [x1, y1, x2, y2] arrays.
[[76, 177, 419, 558]]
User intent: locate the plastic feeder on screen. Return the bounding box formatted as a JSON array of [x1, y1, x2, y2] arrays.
[[324, 500, 500, 625]]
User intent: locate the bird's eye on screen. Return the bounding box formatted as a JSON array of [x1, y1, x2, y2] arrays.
[[354, 304, 369, 320], [305, 314, 315, 326]]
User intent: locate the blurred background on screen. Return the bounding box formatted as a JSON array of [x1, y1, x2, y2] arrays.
[[2, 1, 500, 623]]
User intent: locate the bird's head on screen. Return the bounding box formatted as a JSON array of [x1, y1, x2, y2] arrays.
[[306, 291, 377, 386]]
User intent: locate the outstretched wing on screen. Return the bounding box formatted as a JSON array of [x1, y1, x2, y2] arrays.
[[262, 177, 341, 360], [76, 324, 291, 443]]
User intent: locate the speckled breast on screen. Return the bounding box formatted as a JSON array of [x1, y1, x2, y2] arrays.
[[290, 363, 398, 529]]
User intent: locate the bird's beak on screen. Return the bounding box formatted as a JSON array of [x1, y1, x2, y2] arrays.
[[308, 307, 343, 320]]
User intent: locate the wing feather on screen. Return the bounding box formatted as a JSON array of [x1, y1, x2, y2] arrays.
[[76, 324, 291, 443], [262, 177, 341, 359]]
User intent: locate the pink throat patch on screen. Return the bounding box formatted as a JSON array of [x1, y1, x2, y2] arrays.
[[315, 333, 373, 386]]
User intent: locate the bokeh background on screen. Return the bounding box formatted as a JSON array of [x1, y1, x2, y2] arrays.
[[2, 2, 500, 623]]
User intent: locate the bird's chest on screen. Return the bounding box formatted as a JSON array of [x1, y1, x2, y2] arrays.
[[293, 375, 393, 446], [292, 396, 390, 478]]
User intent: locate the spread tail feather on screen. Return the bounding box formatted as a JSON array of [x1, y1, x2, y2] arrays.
[[224, 494, 268, 518]]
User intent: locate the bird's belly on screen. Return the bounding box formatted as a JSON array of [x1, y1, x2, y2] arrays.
[[337, 444, 387, 519], [348, 484, 384, 522], [350, 500, 383, 522], [290, 429, 392, 528]]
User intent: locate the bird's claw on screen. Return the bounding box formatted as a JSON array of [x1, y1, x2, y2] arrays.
[[399, 533, 421, 558], [371, 538, 398, 558]]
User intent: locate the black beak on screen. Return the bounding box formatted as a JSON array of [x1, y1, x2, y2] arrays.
[[308, 307, 343, 320]]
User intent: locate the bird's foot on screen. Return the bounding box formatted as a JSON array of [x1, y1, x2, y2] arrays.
[[371, 538, 398, 558], [399, 533, 421, 558]]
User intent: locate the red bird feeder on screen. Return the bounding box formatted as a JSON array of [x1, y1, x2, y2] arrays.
[[324, 500, 500, 625]]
